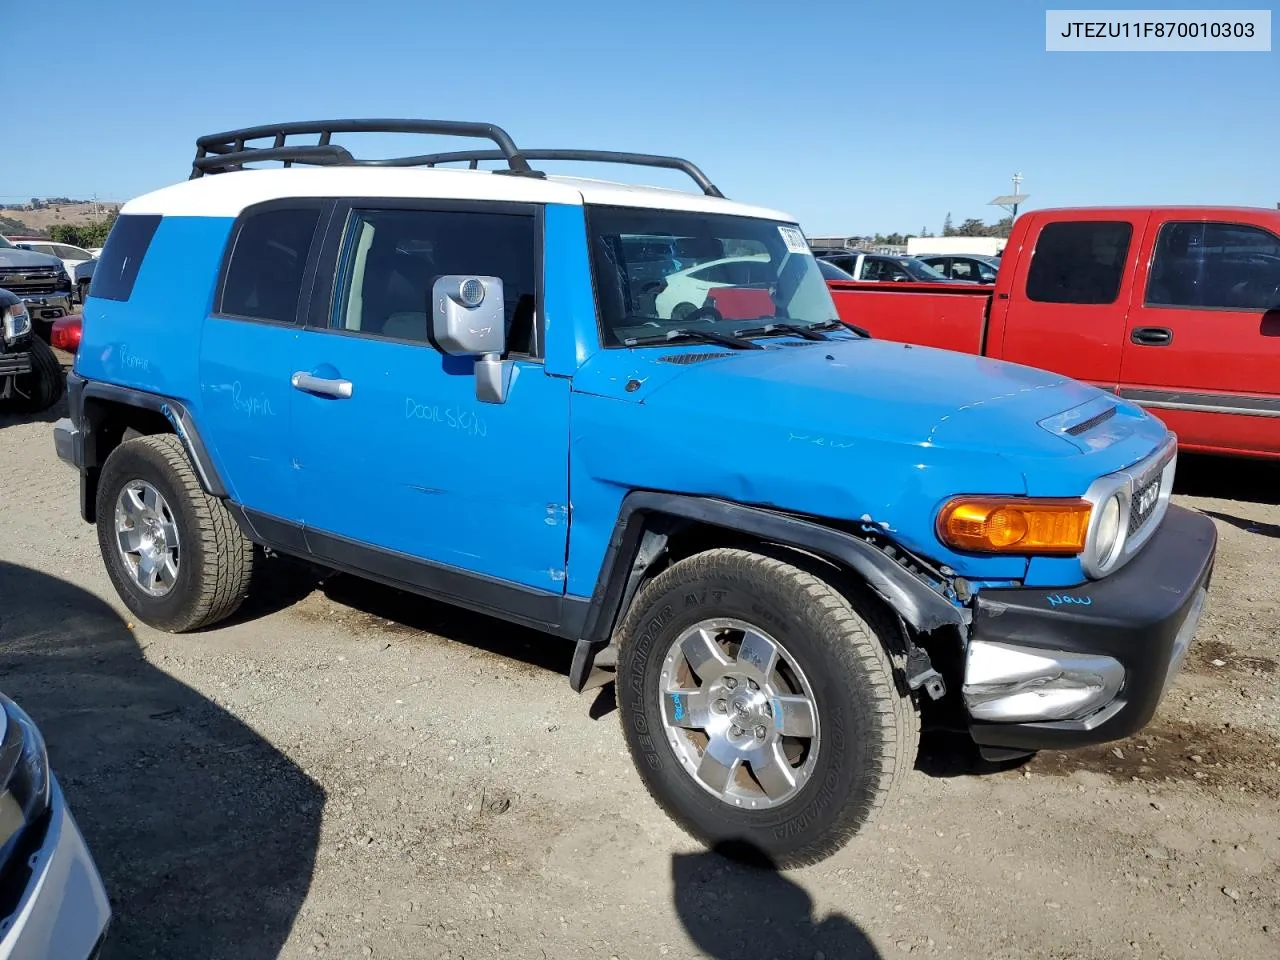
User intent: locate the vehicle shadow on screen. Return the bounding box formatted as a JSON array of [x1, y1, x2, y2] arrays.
[[0, 561, 323, 960], [672, 841, 884, 959], [319, 573, 575, 676], [1199, 509, 1280, 540], [0, 393, 67, 429], [1174, 452, 1280, 506]]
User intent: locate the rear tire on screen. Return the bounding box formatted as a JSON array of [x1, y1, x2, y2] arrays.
[[616, 547, 919, 869], [96, 434, 255, 632], [7, 337, 65, 413]]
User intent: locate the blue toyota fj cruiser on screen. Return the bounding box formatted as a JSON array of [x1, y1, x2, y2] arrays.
[[53, 119, 1217, 867]]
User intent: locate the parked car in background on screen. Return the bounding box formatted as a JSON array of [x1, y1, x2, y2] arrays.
[[825, 205, 1280, 459], [917, 253, 1000, 283], [0, 237, 72, 338], [815, 249, 967, 283], [815, 258, 856, 281], [54, 117, 1216, 868], [653, 253, 773, 319], [0, 289, 65, 411], [0, 690, 111, 958], [5, 237, 98, 304]]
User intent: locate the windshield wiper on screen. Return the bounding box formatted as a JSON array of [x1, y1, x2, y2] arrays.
[[733, 320, 830, 342], [624, 328, 764, 350]]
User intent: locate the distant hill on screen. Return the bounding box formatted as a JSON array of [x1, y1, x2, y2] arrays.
[[0, 201, 121, 238]]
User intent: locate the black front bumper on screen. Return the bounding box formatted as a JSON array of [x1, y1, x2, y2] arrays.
[[967, 504, 1217, 751]]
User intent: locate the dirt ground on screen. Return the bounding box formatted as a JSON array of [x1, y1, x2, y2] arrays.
[[1, 369, 1277, 960]]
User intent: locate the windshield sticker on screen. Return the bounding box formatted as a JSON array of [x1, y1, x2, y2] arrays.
[[778, 225, 810, 255]]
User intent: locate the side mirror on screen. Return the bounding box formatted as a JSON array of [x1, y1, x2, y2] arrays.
[[430, 275, 512, 405]]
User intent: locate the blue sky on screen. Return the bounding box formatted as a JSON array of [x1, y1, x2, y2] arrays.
[[8, 0, 1276, 234]]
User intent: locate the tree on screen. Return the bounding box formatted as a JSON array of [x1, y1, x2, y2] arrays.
[[942, 212, 954, 236], [49, 212, 118, 248]]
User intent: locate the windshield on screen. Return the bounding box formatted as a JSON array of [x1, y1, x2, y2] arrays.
[[586, 206, 840, 346], [0, 236, 13, 249]]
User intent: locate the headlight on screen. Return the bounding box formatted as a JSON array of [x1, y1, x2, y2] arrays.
[[2, 304, 31, 344], [1091, 492, 1124, 572], [0, 694, 52, 871]]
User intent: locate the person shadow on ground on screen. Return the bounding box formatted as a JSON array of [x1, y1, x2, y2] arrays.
[[672, 841, 883, 960], [0, 561, 324, 959]]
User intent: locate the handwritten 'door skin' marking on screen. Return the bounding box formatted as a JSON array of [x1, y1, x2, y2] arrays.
[[404, 398, 488, 438]]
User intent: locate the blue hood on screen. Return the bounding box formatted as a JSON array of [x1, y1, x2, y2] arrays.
[[569, 335, 1171, 576]]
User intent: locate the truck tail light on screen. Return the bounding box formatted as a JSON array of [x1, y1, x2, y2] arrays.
[[936, 497, 1091, 554], [51, 315, 82, 353]]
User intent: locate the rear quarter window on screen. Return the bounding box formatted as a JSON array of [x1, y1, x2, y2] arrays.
[[1026, 221, 1133, 305], [216, 204, 323, 324], [92, 214, 163, 302]]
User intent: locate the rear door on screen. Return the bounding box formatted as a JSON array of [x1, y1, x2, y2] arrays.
[[197, 200, 324, 531], [997, 213, 1142, 390], [1119, 215, 1280, 456]]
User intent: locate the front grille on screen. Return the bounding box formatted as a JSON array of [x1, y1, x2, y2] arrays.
[[1128, 475, 1161, 536], [0, 354, 33, 376], [0, 271, 62, 296]]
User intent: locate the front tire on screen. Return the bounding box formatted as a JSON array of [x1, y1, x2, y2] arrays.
[[616, 548, 919, 868], [6, 337, 65, 413], [96, 434, 255, 632]]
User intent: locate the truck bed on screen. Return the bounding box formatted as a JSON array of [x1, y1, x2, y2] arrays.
[[827, 280, 995, 354]]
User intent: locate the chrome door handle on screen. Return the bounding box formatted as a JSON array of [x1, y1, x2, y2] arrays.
[[291, 371, 353, 398]]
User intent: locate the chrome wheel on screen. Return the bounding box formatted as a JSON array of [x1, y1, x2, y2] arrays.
[[659, 617, 820, 809], [114, 480, 180, 597]]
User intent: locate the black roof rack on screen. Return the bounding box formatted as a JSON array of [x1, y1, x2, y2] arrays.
[[415, 149, 724, 198], [188, 118, 724, 197]]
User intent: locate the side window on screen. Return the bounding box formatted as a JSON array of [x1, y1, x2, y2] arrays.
[[92, 214, 162, 302], [332, 208, 537, 356], [55, 245, 85, 259], [951, 260, 974, 280], [859, 258, 882, 280], [1026, 220, 1133, 304], [689, 263, 733, 283], [218, 205, 322, 323], [1146, 221, 1280, 311]]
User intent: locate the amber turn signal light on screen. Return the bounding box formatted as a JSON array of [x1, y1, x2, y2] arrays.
[[936, 497, 1092, 554]]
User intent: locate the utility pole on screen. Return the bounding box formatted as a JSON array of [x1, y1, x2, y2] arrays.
[[990, 174, 1030, 222]]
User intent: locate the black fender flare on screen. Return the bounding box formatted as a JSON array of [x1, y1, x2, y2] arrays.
[[569, 491, 968, 691], [68, 373, 228, 521]]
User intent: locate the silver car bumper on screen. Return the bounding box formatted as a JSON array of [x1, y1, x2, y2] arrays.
[[0, 779, 111, 960]]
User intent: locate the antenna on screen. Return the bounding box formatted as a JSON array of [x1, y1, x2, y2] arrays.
[[989, 172, 1029, 218]]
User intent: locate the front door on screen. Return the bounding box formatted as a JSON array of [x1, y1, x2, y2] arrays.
[[290, 201, 572, 597], [1119, 216, 1280, 456]]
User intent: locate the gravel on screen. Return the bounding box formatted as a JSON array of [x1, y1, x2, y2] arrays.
[[2, 374, 1277, 960]]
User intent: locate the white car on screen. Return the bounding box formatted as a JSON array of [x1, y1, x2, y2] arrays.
[[5, 239, 98, 302], [653, 253, 772, 320], [0, 691, 112, 959]]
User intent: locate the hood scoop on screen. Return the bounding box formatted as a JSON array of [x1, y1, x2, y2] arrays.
[[658, 352, 736, 364], [1064, 404, 1117, 436]]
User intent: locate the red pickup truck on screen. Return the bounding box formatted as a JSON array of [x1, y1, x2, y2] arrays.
[[824, 206, 1280, 460]]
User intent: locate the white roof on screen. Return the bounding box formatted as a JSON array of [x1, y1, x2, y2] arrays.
[[120, 166, 797, 223]]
